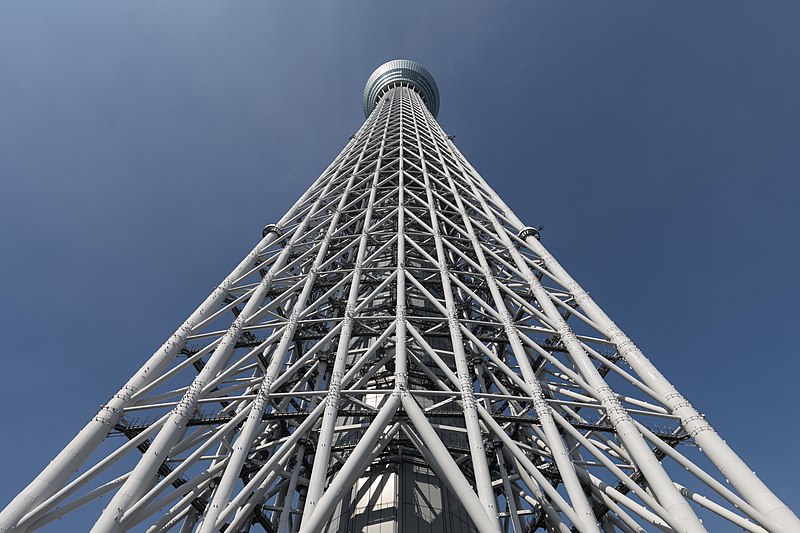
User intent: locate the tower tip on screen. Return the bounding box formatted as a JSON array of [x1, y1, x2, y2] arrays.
[[363, 59, 440, 118]]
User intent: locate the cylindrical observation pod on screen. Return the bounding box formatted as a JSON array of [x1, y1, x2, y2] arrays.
[[363, 59, 440, 118]]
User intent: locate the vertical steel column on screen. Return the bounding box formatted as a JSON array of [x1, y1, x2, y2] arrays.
[[299, 399, 401, 532], [404, 324, 579, 532], [300, 90, 401, 532], [301, 92, 393, 518], [211, 402, 328, 530], [196, 118, 376, 533], [414, 101, 499, 526], [412, 95, 601, 533]]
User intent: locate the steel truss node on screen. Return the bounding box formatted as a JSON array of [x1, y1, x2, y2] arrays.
[[1, 60, 798, 533]]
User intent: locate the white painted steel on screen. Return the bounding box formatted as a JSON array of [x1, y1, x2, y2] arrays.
[[448, 137, 799, 532], [1, 60, 797, 533]]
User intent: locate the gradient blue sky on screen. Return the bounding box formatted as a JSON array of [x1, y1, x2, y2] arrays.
[[1, 0, 798, 518]]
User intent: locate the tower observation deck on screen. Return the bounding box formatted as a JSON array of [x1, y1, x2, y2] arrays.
[[0, 60, 798, 533]]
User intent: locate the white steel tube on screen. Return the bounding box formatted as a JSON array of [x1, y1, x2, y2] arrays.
[[448, 142, 707, 533], [400, 395, 503, 533], [302, 92, 391, 517], [210, 400, 327, 529], [452, 140, 800, 533], [0, 134, 357, 533], [476, 405, 593, 533], [89, 134, 354, 533], [516, 231, 799, 533], [496, 450, 524, 533], [414, 98, 602, 533], [634, 422, 775, 530], [196, 104, 376, 533], [298, 397, 401, 532], [513, 465, 572, 533], [674, 483, 768, 533], [418, 136, 499, 525]]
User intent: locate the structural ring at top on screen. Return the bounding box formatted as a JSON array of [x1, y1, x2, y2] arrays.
[[363, 59, 440, 118]]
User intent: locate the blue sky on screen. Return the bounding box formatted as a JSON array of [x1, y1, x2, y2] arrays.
[[1, 0, 798, 519]]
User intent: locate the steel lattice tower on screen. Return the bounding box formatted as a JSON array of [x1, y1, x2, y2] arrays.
[[1, 60, 798, 533]]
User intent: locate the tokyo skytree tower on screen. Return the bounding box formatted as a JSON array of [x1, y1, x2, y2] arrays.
[[1, 59, 798, 533]]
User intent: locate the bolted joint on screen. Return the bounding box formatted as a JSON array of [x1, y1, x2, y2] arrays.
[[518, 226, 543, 241], [395, 372, 408, 391], [483, 438, 502, 454]]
